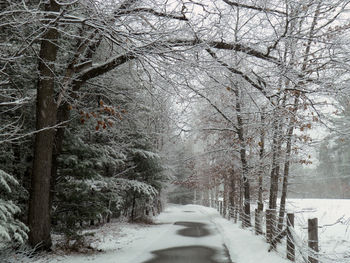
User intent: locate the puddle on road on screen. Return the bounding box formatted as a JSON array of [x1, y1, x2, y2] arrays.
[[173, 221, 210, 237], [142, 245, 232, 263], [142, 221, 232, 263], [182, 210, 195, 213]]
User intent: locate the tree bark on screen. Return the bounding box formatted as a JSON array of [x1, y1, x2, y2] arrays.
[[257, 111, 265, 212], [234, 85, 250, 227], [277, 137, 291, 232], [268, 114, 280, 210], [223, 174, 228, 217], [28, 0, 60, 250], [255, 111, 266, 234], [228, 168, 235, 220], [268, 93, 287, 210], [278, 94, 300, 231], [49, 103, 70, 210], [131, 192, 136, 221], [277, 108, 295, 231]]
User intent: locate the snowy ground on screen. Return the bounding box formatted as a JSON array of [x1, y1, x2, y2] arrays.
[[27, 219, 169, 263], [285, 199, 350, 260], [197, 205, 290, 263], [245, 198, 350, 262], [26, 204, 289, 263], [23, 199, 350, 263]]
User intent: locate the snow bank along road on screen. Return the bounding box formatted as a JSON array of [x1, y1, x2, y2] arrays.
[[31, 204, 289, 263]]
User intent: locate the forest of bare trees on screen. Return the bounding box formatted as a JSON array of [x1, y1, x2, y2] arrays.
[[1, 0, 350, 257]]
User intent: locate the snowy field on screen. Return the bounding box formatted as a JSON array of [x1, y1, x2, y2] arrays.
[[284, 199, 350, 260]]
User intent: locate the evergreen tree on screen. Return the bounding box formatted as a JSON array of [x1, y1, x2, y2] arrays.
[[323, 97, 350, 198], [53, 130, 112, 240], [317, 139, 335, 179], [167, 143, 194, 205], [126, 136, 164, 221], [0, 169, 28, 248], [50, 61, 167, 241]]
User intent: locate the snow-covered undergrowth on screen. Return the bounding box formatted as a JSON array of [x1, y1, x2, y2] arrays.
[[27, 218, 167, 263], [0, 169, 28, 247]]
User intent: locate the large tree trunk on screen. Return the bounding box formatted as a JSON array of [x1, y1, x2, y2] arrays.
[[49, 104, 70, 209], [28, 0, 60, 250]]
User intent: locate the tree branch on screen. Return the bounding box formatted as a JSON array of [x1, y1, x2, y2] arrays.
[[221, 0, 286, 15], [72, 38, 279, 91], [184, 80, 238, 131], [70, 37, 316, 96], [117, 8, 188, 21], [72, 52, 136, 89], [165, 39, 279, 64], [205, 48, 275, 100]]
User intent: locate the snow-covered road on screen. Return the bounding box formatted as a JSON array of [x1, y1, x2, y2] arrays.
[[30, 204, 289, 263], [139, 204, 232, 263]]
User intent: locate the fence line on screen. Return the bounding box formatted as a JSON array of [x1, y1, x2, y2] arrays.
[[202, 199, 346, 263]]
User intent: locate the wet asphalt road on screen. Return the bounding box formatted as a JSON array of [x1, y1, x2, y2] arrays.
[[142, 207, 232, 263], [143, 245, 228, 263]]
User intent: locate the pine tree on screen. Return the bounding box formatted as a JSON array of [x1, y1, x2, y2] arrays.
[[0, 169, 28, 249]]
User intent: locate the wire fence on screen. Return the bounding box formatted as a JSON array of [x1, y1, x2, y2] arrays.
[[203, 199, 349, 263]]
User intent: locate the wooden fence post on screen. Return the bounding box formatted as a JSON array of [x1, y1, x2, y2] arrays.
[[266, 209, 275, 244], [308, 218, 318, 263], [287, 213, 295, 261]]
